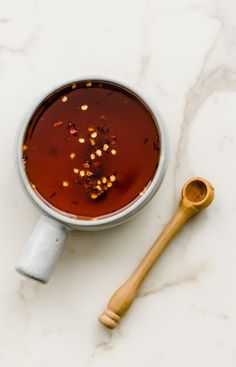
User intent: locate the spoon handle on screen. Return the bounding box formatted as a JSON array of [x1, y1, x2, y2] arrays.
[[99, 201, 197, 329]]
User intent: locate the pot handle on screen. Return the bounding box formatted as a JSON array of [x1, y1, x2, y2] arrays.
[[16, 215, 69, 283]]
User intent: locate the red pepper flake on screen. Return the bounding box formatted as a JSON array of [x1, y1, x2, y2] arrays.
[[69, 127, 78, 135], [100, 113, 108, 120], [53, 120, 64, 127], [68, 122, 78, 136]]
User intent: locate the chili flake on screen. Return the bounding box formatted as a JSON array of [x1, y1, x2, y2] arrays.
[[110, 175, 116, 182], [83, 162, 90, 168], [53, 121, 64, 127], [100, 113, 108, 120], [96, 149, 102, 157], [69, 127, 78, 135], [103, 144, 109, 151], [70, 153, 76, 159], [90, 131, 97, 138], [23, 145, 28, 151], [61, 96, 68, 103]]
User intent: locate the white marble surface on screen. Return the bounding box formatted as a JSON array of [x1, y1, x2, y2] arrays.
[[1, 0, 236, 365]]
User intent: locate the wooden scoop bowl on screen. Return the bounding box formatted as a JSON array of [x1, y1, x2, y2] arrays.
[[99, 177, 214, 329]]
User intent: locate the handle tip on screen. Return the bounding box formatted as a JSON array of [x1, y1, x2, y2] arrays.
[[99, 309, 120, 329]]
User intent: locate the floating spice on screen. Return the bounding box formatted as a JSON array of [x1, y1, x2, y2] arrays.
[[61, 96, 68, 103], [83, 162, 90, 168], [70, 153, 76, 159], [96, 149, 102, 157], [81, 104, 88, 111], [68, 122, 78, 136], [110, 175, 116, 182], [53, 121, 64, 127], [100, 113, 108, 120], [90, 131, 97, 138], [69, 128, 77, 135]]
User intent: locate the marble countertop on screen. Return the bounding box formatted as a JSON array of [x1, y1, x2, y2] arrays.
[[1, 0, 236, 366]]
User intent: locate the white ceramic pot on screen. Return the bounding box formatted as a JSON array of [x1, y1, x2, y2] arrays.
[[15, 76, 169, 283]]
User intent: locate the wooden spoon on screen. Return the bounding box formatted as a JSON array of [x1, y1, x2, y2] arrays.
[[99, 177, 214, 329]]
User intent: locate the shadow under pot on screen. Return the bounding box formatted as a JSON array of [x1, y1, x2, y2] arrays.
[[16, 77, 168, 283]]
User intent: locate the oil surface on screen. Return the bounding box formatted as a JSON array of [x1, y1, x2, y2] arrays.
[[23, 81, 160, 218]]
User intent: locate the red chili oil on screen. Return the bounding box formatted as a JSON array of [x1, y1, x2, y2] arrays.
[[23, 81, 160, 219]]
